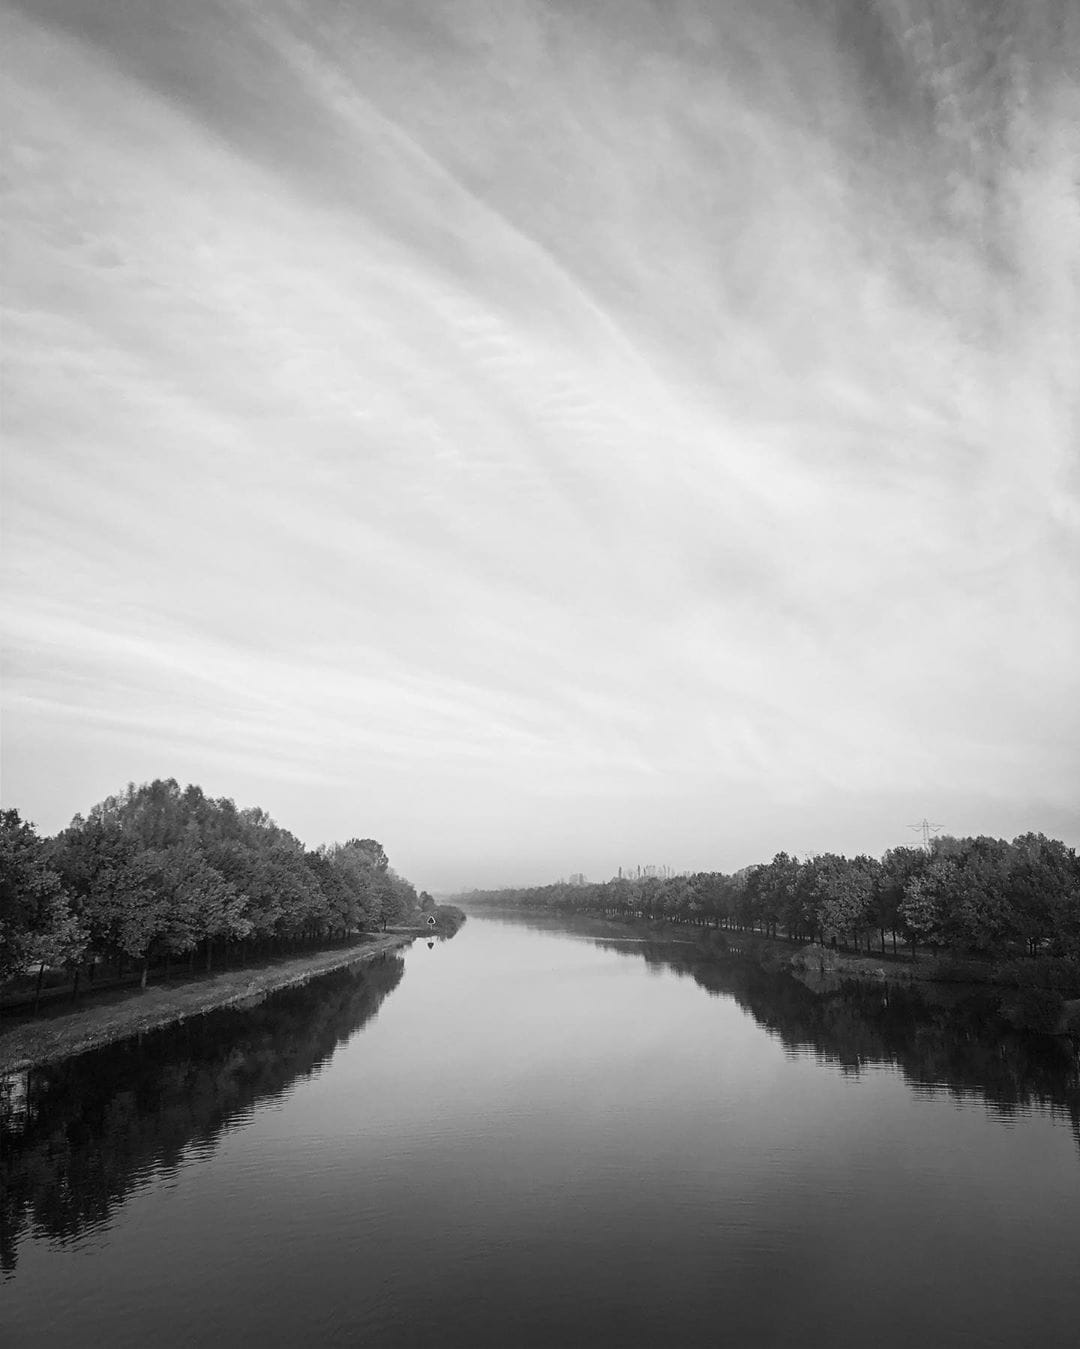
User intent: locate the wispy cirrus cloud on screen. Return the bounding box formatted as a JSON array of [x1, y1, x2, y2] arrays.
[[2, 0, 1077, 887]]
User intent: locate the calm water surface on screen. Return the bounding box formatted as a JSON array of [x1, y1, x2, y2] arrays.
[[3, 914, 1079, 1347]]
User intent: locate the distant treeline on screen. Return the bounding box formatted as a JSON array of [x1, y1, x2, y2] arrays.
[[1, 779, 432, 997], [457, 834, 1080, 964]]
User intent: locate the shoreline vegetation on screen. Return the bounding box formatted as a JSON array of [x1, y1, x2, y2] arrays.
[[388, 903, 466, 940], [2, 779, 464, 1070], [455, 831, 1080, 1036], [0, 902, 466, 1075], [477, 908, 1080, 1038], [0, 932, 414, 1075]]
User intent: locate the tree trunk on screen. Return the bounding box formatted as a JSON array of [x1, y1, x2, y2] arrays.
[[70, 966, 81, 1003], [140, 958, 149, 991], [34, 961, 46, 1015], [205, 941, 213, 974]]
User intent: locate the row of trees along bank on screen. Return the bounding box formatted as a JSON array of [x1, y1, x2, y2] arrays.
[[458, 834, 1080, 968], [0, 779, 432, 1007]]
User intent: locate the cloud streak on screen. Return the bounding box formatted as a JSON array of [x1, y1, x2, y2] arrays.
[[2, 0, 1078, 887]]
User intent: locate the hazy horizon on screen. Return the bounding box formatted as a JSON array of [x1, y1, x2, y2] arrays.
[[2, 0, 1078, 893]]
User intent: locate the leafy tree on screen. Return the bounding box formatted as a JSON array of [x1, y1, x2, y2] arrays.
[[345, 838, 389, 875], [899, 861, 951, 959], [1, 810, 86, 983], [934, 837, 1017, 954], [1008, 834, 1080, 957], [878, 848, 925, 954], [161, 840, 251, 975], [53, 820, 169, 983], [379, 870, 417, 928]]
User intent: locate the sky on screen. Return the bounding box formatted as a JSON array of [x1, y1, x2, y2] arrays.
[[1, 0, 1078, 892]]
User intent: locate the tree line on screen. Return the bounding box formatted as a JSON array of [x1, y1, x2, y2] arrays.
[[457, 833, 1080, 965], [1, 779, 430, 1000]]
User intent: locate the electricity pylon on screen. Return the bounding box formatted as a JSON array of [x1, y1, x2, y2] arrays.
[[908, 818, 942, 850]]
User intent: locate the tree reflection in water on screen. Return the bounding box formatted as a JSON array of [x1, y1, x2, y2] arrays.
[[483, 910, 1079, 1155], [592, 930, 1080, 1152], [0, 954, 405, 1276]]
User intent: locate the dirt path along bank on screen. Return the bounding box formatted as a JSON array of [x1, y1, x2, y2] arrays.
[[0, 934, 415, 1075]]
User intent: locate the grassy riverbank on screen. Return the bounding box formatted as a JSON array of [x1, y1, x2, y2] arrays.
[[387, 903, 466, 939], [0, 933, 415, 1074]]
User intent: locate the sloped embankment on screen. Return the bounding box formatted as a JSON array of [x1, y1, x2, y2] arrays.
[[0, 933, 415, 1074]]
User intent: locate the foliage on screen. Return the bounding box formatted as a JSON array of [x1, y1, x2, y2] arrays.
[[456, 832, 1080, 965], [1, 780, 421, 991], [0, 811, 86, 981]]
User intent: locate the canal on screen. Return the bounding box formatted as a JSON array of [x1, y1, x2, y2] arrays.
[[3, 913, 1078, 1346]]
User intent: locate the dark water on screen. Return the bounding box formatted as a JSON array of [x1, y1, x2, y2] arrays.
[[3, 915, 1079, 1348]]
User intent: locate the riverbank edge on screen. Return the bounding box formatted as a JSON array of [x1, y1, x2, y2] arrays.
[[385, 903, 467, 939], [467, 907, 1080, 1036], [0, 933, 415, 1075]]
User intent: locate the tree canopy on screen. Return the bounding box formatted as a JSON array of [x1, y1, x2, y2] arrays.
[[457, 833, 1080, 964], [1, 781, 419, 989]]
